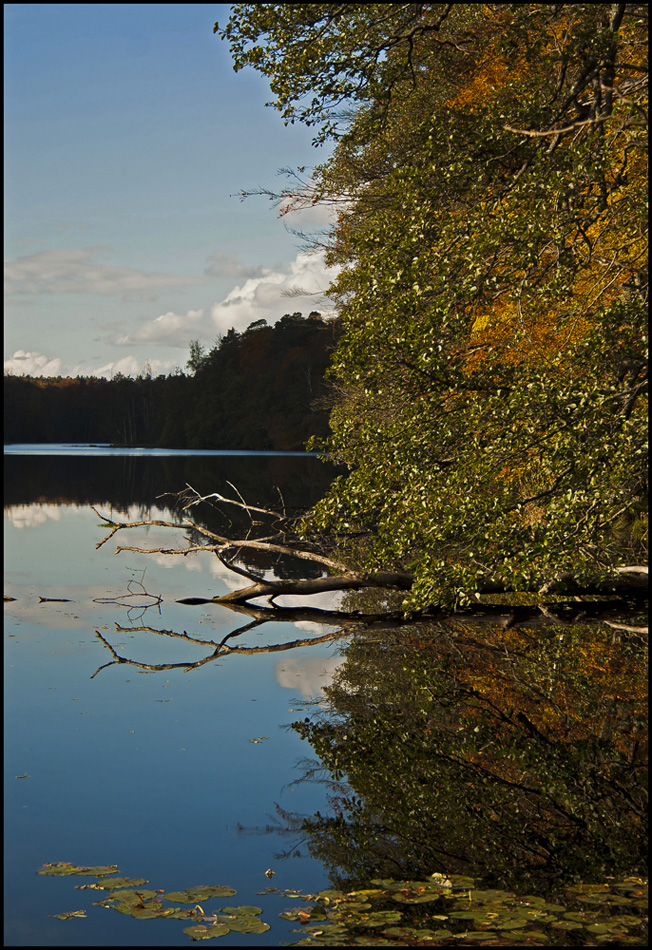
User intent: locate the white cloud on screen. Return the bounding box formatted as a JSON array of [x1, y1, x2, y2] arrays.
[[3, 350, 63, 377], [279, 195, 342, 230], [210, 250, 338, 334], [4, 247, 203, 297], [205, 250, 269, 280], [3, 349, 180, 380], [115, 308, 205, 346]]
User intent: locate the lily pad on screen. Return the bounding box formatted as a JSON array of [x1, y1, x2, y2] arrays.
[[90, 876, 149, 888], [391, 890, 442, 904], [223, 915, 270, 934], [609, 915, 645, 927], [107, 888, 158, 901], [566, 883, 610, 895], [469, 889, 515, 901], [48, 909, 87, 919], [219, 904, 263, 916], [576, 892, 632, 905], [183, 923, 231, 940], [164, 885, 237, 903], [38, 862, 119, 877]]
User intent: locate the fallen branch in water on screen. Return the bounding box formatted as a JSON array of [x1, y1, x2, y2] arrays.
[[92, 490, 648, 615]]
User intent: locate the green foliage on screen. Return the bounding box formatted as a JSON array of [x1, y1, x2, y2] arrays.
[[220, 3, 648, 610], [215, 4, 467, 144]]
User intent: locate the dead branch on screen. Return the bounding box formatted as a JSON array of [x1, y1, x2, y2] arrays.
[[177, 481, 285, 520], [603, 621, 648, 634], [209, 570, 413, 605], [92, 491, 647, 615]]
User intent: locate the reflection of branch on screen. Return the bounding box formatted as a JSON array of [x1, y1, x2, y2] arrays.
[[92, 506, 185, 550], [90, 621, 349, 679], [90, 628, 221, 678], [194, 599, 405, 625], [604, 620, 648, 634]]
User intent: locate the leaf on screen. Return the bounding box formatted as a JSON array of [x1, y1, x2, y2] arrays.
[[163, 885, 237, 903], [48, 909, 87, 919], [225, 916, 270, 934], [183, 923, 231, 940], [38, 862, 120, 877]]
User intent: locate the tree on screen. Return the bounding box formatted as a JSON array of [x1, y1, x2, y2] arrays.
[[186, 339, 207, 375], [217, 3, 648, 611]]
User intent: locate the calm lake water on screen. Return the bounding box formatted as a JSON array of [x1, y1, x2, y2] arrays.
[[4, 446, 346, 946], [4, 446, 648, 946]]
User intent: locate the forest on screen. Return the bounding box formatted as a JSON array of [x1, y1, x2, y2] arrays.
[[3, 311, 338, 451], [213, 2, 648, 611]]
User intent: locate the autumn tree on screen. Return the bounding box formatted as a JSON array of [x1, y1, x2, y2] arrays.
[[217, 3, 648, 610]]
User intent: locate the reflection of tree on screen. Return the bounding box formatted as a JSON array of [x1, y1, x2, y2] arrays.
[[288, 620, 647, 893], [3, 452, 340, 516]]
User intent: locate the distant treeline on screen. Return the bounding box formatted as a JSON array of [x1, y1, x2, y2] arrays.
[[4, 312, 339, 450]]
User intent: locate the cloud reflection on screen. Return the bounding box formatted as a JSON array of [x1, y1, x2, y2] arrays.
[[275, 655, 343, 700]]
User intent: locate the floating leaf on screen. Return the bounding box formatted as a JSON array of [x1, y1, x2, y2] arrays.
[[566, 883, 610, 895], [391, 890, 442, 904], [220, 904, 263, 916], [38, 862, 119, 877], [469, 888, 515, 901], [609, 915, 645, 927], [164, 885, 237, 903], [224, 916, 270, 934], [90, 876, 149, 889], [183, 923, 231, 940], [576, 893, 632, 905], [107, 888, 158, 901], [48, 909, 87, 919]]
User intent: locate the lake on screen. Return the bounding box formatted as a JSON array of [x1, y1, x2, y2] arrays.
[[4, 446, 648, 946], [4, 446, 348, 946]]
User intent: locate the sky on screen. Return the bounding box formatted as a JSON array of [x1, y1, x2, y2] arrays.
[[4, 3, 338, 378]]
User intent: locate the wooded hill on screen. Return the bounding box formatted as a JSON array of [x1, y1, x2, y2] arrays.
[[3, 312, 338, 451]]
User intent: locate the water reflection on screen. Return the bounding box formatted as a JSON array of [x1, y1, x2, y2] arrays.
[[4, 451, 348, 947], [4, 449, 647, 944], [289, 618, 648, 898], [4, 450, 339, 515], [276, 656, 344, 700]]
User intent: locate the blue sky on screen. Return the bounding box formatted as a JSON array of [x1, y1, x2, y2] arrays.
[[4, 4, 336, 378]]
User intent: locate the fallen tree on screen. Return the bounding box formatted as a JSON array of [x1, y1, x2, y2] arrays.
[[92, 485, 648, 625]]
